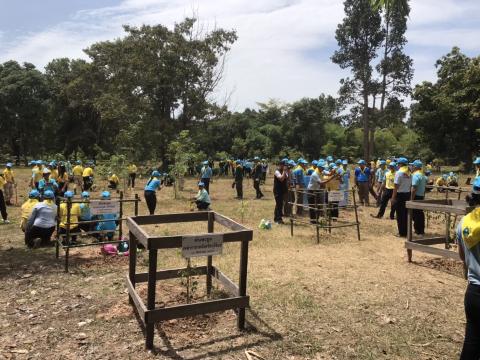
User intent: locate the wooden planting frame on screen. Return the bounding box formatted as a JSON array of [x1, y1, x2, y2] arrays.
[[288, 188, 361, 243], [405, 199, 473, 262], [126, 211, 253, 350], [55, 191, 141, 272]]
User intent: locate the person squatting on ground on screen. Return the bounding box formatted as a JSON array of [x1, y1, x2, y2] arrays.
[[128, 162, 137, 189], [200, 161, 212, 194], [95, 191, 117, 241], [59, 191, 82, 245], [457, 188, 480, 360], [411, 160, 427, 236], [108, 172, 120, 190], [194, 182, 211, 210], [3, 163, 16, 205], [25, 190, 57, 248], [253, 157, 264, 199], [391, 157, 412, 237], [233, 160, 243, 199], [82, 164, 94, 191], [354, 160, 371, 206], [373, 162, 397, 219], [79, 191, 93, 233], [144, 170, 162, 215], [0, 173, 9, 224], [273, 160, 288, 224], [21, 190, 40, 232]]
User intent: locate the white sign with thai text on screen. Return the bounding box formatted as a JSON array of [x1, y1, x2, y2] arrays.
[[89, 200, 120, 215], [182, 234, 223, 258], [328, 191, 344, 203]]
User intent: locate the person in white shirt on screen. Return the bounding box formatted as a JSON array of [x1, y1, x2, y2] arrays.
[[25, 190, 57, 248]]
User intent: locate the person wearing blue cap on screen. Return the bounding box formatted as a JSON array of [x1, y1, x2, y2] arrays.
[[273, 159, 289, 224], [354, 160, 371, 206], [474, 157, 480, 177], [375, 160, 387, 207], [0, 173, 9, 224], [200, 160, 213, 194], [411, 160, 427, 235], [79, 191, 93, 233], [283, 160, 295, 217], [144, 171, 162, 215], [373, 162, 397, 219], [3, 163, 16, 206], [194, 182, 211, 210], [252, 158, 264, 199], [20, 190, 40, 231], [94, 191, 118, 241], [293, 159, 308, 215], [25, 190, 57, 248], [339, 160, 350, 207], [307, 160, 334, 223], [58, 191, 82, 244], [392, 157, 412, 237], [231, 160, 243, 199]]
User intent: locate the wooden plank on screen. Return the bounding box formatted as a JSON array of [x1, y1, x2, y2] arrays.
[[131, 212, 208, 226], [211, 267, 239, 296], [404, 241, 461, 260], [127, 217, 149, 248], [126, 275, 146, 322], [214, 213, 248, 231], [145, 296, 249, 323], [410, 237, 446, 245], [406, 200, 469, 215], [135, 266, 208, 283], [148, 230, 253, 249]]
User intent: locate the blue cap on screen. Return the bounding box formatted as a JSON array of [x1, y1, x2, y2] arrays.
[[425, 170, 432, 176], [342, 160, 348, 165], [198, 182, 205, 187], [288, 160, 296, 167], [329, 163, 337, 169], [379, 160, 387, 165], [411, 160, 423, 168], [152, 170, 160, 177], [326, 155, 333, 162], [397, 157, 408, 164], [297, 158, 304, 163], [473, 177, 480, 194], [43, 190, 54, 199], [76, 160, 81, 164], [389, 162, 397, 168], [474, 157, 480, 165], [29, 190, 40, 198], [36, 160, 43, 165], [253, 156, 260, 161], [311, 160, 318, 166], [64, 191, 74, 198], [357, 160, 366, 165], [81, 191, 90, 198], [300, 159, 308, 165], [6, 162, 13, 167], [317, 160, 326, 168], [203, 160, 209, 165], [335, 159, 342, 165], [101, 191, 111, 199]]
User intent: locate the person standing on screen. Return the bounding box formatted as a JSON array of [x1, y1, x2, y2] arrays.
[[354, 160, 371, 206], [339, 160, 350, 207], [273, 160, 288, 224], [128, 162, 138, 189], [57, 164, 69, 197], [72, 161, 84, 194], [411, 160, 427, 235], [82, 164, 94, 191], [233, 160, 243, 199], [25, 190, 57, 248], [307, 160, 333, 224], [0, 174, 9, 224], [200, 161, 213, 194], [375, 160, 387, 206], [293, 159, 308, 215], [391, 157, 412, 237], [194, 182, 211, 210], [284, 159, 295, 217], [253, 157, 264, 199], [474, 157, 480, 178], [3, 163, 16, 206], [456, 192, 480, 359], [373, 162, 397, 219], [144, 171, 162, 215]]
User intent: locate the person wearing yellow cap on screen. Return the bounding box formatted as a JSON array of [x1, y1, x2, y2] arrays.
[[456, 191, 480, 358], [3, 163, 16, 206]]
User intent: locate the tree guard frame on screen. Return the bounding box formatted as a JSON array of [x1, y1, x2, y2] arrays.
[[126, 211, 253, 350]]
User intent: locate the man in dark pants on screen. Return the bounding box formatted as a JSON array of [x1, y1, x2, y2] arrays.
[[253, 157, 264, 199], [233, 160, 243, 199], [373, 162, 397, 219], [391, 157, 411, 237], [273, 160, 288, 224], [200, 161, 212, 194], [411, 160, 427, 235], [283, 159, 294, 217]]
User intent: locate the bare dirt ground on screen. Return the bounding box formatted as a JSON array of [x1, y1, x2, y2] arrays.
[[0, 169, 472, 359]]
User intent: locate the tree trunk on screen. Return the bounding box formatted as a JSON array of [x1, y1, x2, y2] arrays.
[[363, 90, 370, 161], [380, 2, 390, 112]]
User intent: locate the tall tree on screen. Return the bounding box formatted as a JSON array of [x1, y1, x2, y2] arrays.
[[332, 0, 384, 161]]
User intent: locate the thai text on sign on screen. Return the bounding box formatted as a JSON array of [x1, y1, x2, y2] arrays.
[[182, 234, 223, 258], [328, 191, 344, 202], [89, 200, 120, 215]]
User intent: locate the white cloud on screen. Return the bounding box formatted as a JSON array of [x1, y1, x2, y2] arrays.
[[1, 0, 479, 110]]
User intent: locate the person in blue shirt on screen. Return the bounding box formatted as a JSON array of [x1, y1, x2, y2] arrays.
[[38, 168, 59, 198], [354, 160, 371, 206], [194, 182, 211, 210], [95, 191, 117, 241], [411, 160, 427, 235], [200, 160, 213, 194], [293, 159, 308, 215], [79, 191, 93, 233], [144, 171, 162, 215], [375, 160, 387, 206], [339, 159, 350, 207]]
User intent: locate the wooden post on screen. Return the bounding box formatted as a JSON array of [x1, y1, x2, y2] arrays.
[[119, 191, 124, 240], [134, 194, 139, 216], [206, 212, 214, 297], [445, 213, 451, 249], [290, 218, 294, 237], [129, 231, 137, 286], [237, 239, 249, 330], [55, 197, 60, 259], [65, 198, 72, 272], [315, 192, 319, 243], [352, 189, 361, 241], [145, 248, 158, 349], [407, 208, 413, 262]]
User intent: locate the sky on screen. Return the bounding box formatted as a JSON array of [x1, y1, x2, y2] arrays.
[[1, 0, 479, 110]]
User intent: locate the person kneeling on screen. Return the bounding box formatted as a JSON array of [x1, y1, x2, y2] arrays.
[[21, 190, 40, 232], [195, 182, 211, 210], [59, 191, 82, 245], [25, 190, 57, 248], [108, 172, 120, 190], [94, 191, 118, 241]]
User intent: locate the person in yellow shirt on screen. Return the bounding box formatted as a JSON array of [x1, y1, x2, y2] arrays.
[[59, 191, 81, 244], [373, 162, 397, 219], [72, 161, 84, 193], [48, 162, 59, 182], [0, 174, 9, 224], [108, 172, 120, 190], [82, 164, 94, 191], [57, 164, 70, 196], [30, 161, 42, 189], [21, 190, 40, 232], [3, 163, 16, 205], [127, 162, 138, 189]]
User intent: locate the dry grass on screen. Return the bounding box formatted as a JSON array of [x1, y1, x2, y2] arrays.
[[0, 168, 473, 359]]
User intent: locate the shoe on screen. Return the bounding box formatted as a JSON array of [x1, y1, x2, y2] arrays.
[[2, 219, 10, 224], [370, 214, 381, 219], [33, 238, 41, 249]]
